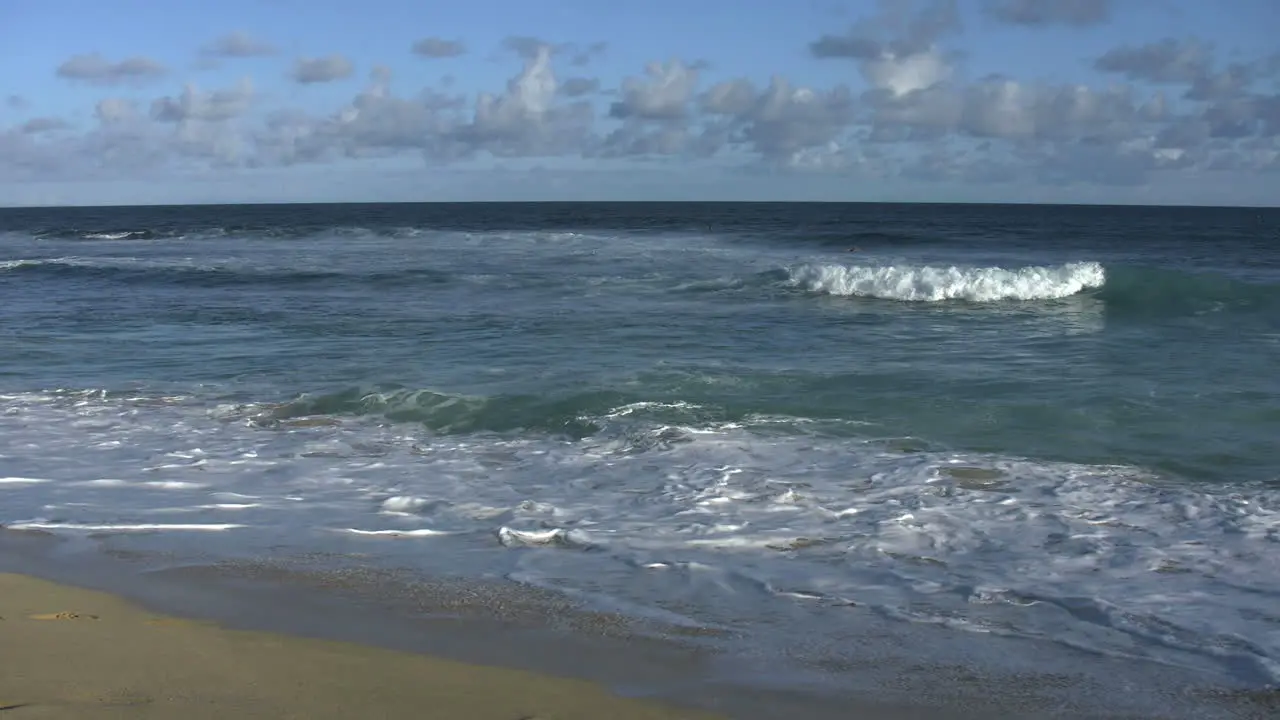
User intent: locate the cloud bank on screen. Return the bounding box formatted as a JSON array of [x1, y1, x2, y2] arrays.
[[4, 0, 1278, 203]]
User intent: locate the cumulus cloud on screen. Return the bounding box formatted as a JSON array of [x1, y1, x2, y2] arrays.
[[151, 80, 254, 123], [20, 117, 69, 134], [411, 38, 466, 58], [1095, 38, 1212, 85], [292, 55, 355, 84], [596, 59, 707, 159], [1090, 38, 1276, 146], [984, 0, 1111, 27], [610, 60, 701, 121], [706, 78, 858, 163], [203, 31, 275, 58], [810, 0, 960, 97], [250, 44, 596, 165], [500, 36, 608, 66], [253, 67, 458, 164], [56, 54, 166, 85], [560, 77, 600, 97], [504, 36, 553, 61], [7, 3, 1280, 197], [449, 44, 595, 159]]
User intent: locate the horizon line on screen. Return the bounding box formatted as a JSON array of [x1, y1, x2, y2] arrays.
[[3, 199, 1278, 212]]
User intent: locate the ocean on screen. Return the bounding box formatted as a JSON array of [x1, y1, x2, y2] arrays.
[[2, 202, 1278, 709]]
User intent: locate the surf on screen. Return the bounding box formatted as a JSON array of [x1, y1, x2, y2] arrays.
[[0, 256, 452, 289], [783, 261, 1107, 302]]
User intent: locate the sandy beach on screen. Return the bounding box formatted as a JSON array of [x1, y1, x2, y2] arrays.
[[4, 528, 1278, 720], [0, 572, 724, 719]]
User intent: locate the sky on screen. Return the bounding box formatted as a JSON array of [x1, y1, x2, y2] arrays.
[[2, 0, 1279, 206]]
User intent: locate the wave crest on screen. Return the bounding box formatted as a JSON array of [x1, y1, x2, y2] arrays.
[[786, 261, 1106, 302], [0, 256, 451, 288]]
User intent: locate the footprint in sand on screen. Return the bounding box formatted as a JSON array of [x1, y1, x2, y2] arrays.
[[28, 611, 99, 621]]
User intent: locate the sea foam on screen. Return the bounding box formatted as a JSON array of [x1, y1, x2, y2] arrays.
[[1, 389, 1278, 689], [787, 261, 1106, 301]]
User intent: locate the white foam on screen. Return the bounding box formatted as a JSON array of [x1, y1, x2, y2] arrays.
[[0, 390, 1277, 685], [9, 522, 245, 532], [497, 526, 595, 549], [339, 528, 452, 537], [0, 259, 39, 271], [81, 230, 135, 239], [142, 480, 207, 490], [0, 256, 158, 272], [787, 261, 1106, 301], [380, 496, 434, 514], [0, 255, 325, 278]]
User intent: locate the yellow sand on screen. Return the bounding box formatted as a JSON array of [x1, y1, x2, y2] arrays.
[[0, 572, 724, 719]]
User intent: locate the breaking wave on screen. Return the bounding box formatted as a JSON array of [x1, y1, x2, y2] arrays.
[[74, 229, 158, 241], [776, 260, 1280, 318], [4, 387, 1280, 690], [785, 261, 1107, 302], [1098, 265, 1280, 317], [249, 385, 735, 440]]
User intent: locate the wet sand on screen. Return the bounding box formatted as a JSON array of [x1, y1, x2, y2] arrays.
[[3, 528, 1275, 720], [0, 571, 723, 719]]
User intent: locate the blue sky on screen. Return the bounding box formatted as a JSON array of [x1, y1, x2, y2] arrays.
[[2, 0, 1278, 206]]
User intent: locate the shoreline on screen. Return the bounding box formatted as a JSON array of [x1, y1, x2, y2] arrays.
[[0, 529, 946, 720], [3, 529, 1276, 719], [0, 571, 730, 719]]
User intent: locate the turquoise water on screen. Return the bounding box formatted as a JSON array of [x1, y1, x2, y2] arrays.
[[4, 203, 1277, 481], [2, 202, 1279, 698]]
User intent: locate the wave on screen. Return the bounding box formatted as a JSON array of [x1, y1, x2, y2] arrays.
[[242, 383, 868, 446], [25, 225, 588, 243], [242, 382, 926, 463], [1099, 265, 1280, 317], [7, 250, 1278, 322], [784, 261, 1106, 302], [7, 385, 1280, 691], [29, 226, 325, 242], [75, 229, 158, 241], [779, 260, 1280, 316], [0, 257, 451, 289], [254, 386, 715, 439]]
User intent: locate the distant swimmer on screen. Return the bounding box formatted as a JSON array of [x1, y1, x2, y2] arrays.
[[846, 246, 861, 252]]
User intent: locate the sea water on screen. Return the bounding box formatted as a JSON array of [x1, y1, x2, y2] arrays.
[[2, 202, 1278, 707]]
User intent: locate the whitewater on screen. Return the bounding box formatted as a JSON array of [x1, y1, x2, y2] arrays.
[[2, 202, 1279, 716], [785, 260, 1106, 301]]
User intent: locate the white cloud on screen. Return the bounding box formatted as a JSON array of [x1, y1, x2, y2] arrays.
[[610, 60, 701, 121], [292, 55, 355, 84], [20, 117, 70, 134], [151, 80, 254, 123], [203, 32, 276, 58], [1095, 39, 1213, 85], [863, 48, 952, 96], [95, 98, 138, 124], [56, 54, 166, 85], [5, 2, 1280, 200], [411, 38, 466, 59]]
